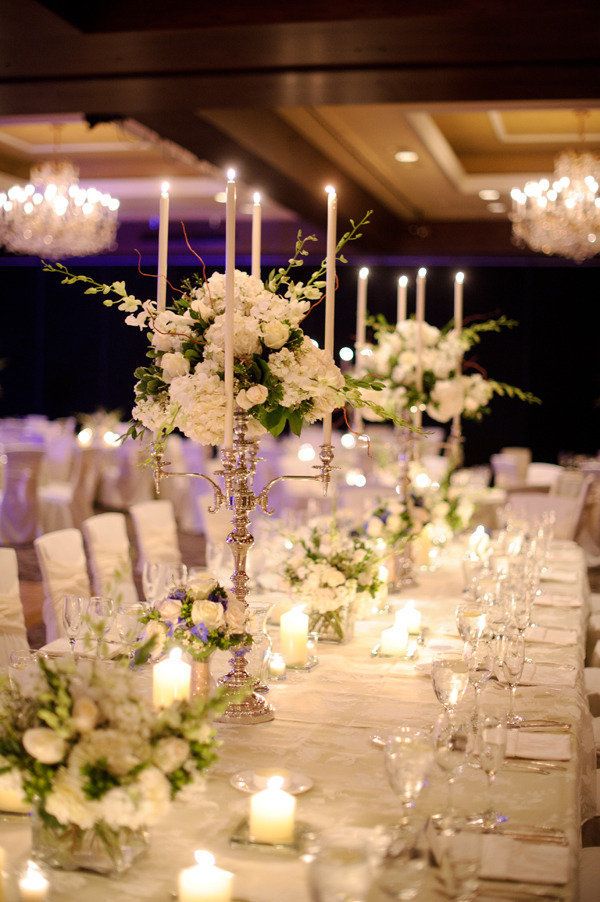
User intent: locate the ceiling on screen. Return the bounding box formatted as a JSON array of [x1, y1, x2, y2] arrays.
[[0, 0, 599, 258]]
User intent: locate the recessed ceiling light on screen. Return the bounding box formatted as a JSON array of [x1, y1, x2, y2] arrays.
[[487, 202, 506, 213], [214, 191, 227, 204], [479, 189, 500, 201], [394, 150, 419, 163]]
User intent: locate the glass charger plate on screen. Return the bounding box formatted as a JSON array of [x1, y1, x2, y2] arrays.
[[230, 769, 314, 795]]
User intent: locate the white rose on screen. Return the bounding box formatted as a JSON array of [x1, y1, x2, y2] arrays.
[[23, 728, 66, 765], [145, 620, 168, 657], [225, 599, 248, 632], [161, 352, 190, 383], [153, 737, 190, 774], [358, 571, 372, 587], [262, 320, 290, 349], [191, 600, 226, 630], [324, 567, 345, 588], [188, 574, 218, 596], [159, 598, 183, 622], [71, 697, 99, 733], [427, 379, 465, 423], [236, 384, 268, 411]]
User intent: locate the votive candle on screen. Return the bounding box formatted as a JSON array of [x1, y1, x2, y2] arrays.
[[152, 648, 191, 708], [18, 861, 49, 901], [380, 622, 409, 657], [177, 850, 233, 902], [249, 776, 296, 844]]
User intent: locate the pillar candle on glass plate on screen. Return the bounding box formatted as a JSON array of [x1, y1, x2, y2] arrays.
[[380, 621, 409, 657], [415, 267, 427, 429], [178, 850, 233, 902], [224, 168, 237, 449], [18, 861, 49, 901], [280, 606, 309, 667], [322, 185, 337, 445], [397, 274, 408, 325], [249, 776, 296, 844], [251, 191, 261, 280], [152, 648, 191, 708], [156, 181, 170, 312]]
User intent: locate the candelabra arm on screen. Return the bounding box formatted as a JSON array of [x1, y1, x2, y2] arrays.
[[256, 473, 328, 515], [150, 446, 225, 512]]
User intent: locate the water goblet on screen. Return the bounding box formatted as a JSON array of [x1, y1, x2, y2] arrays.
[[306, 827, 383, 902], [62, 594, 86, 655], [432, 652, 469, 716], [8, 650, 38, 692], [477, 715, 507, 830], [433, 713, 472, 828], [142, 561, 163, 608], [114, 604, 143, 661], [455, 603, 487, 646], [463, 639, 493, 727], [86, 596, 114, 655], [498, 630, 526, 726], [162, 562, 188, 595], [384, 726, 433, 827]]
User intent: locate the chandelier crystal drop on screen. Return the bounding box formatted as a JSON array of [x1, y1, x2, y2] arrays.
[[0, 160, 120, 259], [510, 150, 600, 262]]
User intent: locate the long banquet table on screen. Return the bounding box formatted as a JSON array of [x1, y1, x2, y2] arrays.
[[1, 539, 594, 900]]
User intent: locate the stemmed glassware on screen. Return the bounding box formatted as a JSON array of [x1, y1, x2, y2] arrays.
[[384, 726, 433, 827], [498, 630, 526, 726], [444, 821, 482, 901], [115, 604, 143, 662], [463, 639, 493, 726], [433, 714, 472, 827], [432, 652, 470, 716], [86, 596, 114, 655], [62, 595, 87, 655], [142, 562, 164, 608], [455, 603, 487, 646], [477, 715, 507, 830]]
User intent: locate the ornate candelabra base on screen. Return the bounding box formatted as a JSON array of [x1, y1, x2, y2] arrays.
[[391, 545, 418, 591]]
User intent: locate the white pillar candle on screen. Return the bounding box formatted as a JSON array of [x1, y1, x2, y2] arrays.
[[397, 602, 422, 635], [380, 623, 409, 657], [251, 191, 261, 280], [224, 168, 237, 449], [18, 861, 49, 901], [355, 266, 369, 371], [397, 274, 408, 325], [156, 181, 170, 312], [178, 850, 233, 902], [415, 267, 426, 430], [249, 776, 296, 844], [322, 185, 337, 445], [152, 648, 191, 709], [0, 786, 29, 814], [280, 606, 309, 667]]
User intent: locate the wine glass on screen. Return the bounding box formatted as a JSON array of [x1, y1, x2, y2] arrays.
[[455, 603, 487, 646], [464, 639, 493, 727], [306, 827, 384, 902], [142, 561, 164, 608], [498, 631, 526, 726], [115, 604, 142, 661], [477, 715, 507, 830], [503, 586, 532, 638], [86, 596, 114, 655], [433, 714, 472, 827], [162, 562, 188, 595], [384, 727, 433, 826], [62, 594, 86, 654], [432, 652, 469, 715]]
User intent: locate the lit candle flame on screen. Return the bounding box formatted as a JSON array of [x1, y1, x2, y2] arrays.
[[455, 271, 465, 284], [160, 181, 170, 196], [418, 267, 427, 278], [359, 266, 369, 279], [226, 168, 236, 182], [267, 776, 285, 791], [193, 850, 215, 867], [253, 191, 261, 205], [399, 274, 408, 287]]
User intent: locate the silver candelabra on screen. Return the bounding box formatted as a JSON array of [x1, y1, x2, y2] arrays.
[[152, 409, 336, 724], [393, 413, 418, 590]]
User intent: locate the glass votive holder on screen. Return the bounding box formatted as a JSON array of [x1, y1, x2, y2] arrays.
[[268, 653, 287, 682], [18, 859, 50, 901]]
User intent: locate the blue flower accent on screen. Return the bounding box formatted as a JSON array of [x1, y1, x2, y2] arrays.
[[191, 623, 209, 643], [208, 589, 228, 609], [164, 620, 175, 638], [168, 588, 187, 601]]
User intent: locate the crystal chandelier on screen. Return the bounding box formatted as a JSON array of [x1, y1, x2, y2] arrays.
[[510, 150, 600, 262], [0, 160, 120, 259]]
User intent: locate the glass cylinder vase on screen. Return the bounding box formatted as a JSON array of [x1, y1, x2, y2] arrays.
[[309, 605, 355, 644], [31, 809, 149, 874], [191, 656, 215, 700]]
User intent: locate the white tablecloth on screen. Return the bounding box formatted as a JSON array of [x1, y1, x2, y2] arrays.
[[0, 541, 593, 900]]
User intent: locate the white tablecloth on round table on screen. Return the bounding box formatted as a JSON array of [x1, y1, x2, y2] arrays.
[[0, 540, 593, 900]]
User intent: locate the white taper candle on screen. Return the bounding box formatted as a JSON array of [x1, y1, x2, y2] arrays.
[[157, 181, 170, 312], [323, 185, 337, 445], [415, 267, 427, 429], [224, 169, 236, 448], [452, 271, 465, 440], [397, 274, 408, 325], [251, 191, 261, 280], [355, 266, 369, 372]]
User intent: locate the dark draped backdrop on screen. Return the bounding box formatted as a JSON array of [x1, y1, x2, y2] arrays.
[[1, 259, 599, 466]]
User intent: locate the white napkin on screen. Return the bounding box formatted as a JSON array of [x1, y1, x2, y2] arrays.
[[480, 834, 569, 885], [548, 550, 581, 565], [525, 625, 578, 646], [541, 568, 578, 585], [535, 593, 582, 608], [41, 638, 123, 659], [506, 730, 571, 761], [519, 661, 577, 688]]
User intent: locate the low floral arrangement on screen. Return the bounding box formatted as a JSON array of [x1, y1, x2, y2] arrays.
[[43, 215, 396, 449], [284, 519, 385, 640], [141, 576, 252, 661], [0, 655, 236, 873], [362, 315, 539, 423]]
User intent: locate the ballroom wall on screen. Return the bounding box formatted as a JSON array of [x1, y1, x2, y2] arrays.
[[1, 258, 598, 466]]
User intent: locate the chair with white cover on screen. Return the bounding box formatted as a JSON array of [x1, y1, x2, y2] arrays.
[[34, 528, 91, 642], [490, 453, 522, 489], [550, 468, 589, 499], [503, 492, 588, 541], [450, 466, 491, 489], [39, 446, 105, 532], [0, 446, 45, 544], [82, 513, 138, 608], [130, 500, 182, 572], [500, 446, 531, 482], [0, 548, 29, 666], [526, 462, 562, 490]]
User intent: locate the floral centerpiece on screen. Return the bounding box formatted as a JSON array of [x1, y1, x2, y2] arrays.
[[284, 520, 386, 640], [0, 655, 238, 874], [362, 315, 539, 423], [44, 215, 392, 449]]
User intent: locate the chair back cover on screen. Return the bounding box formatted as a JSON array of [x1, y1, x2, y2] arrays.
[[82, 512, 138, 608], [490, 453, 521, 489], [0, 447, 44, 544], [504, 492, 586, 541], [526, 462, 562, 489], [130, 500, 181, 571], [551, 468, 588, 499], [34, 528, 90, 642], [0, 547, 29, 666]]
